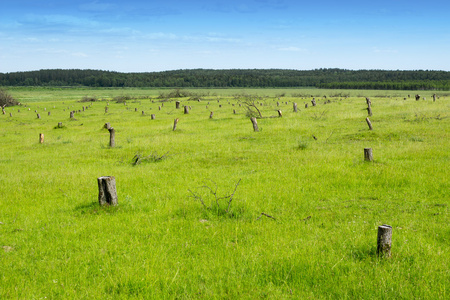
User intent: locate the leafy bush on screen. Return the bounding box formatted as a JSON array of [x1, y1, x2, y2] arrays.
[[0, 89, 19, 107]]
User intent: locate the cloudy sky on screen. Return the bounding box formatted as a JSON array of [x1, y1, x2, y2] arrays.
[[1, 0, 449, 72]]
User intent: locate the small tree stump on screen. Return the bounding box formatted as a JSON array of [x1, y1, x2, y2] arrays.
[[209, 111, 214, 119], [105, 107, 108, 113], [305, 103, 308, 108], [377, 225, 392, 257], [184, 106, 189, 114], [151, 114, 155, 119], [433, 94, 436, 102], [142, 111, 145, 115], [367, 103, 372, 116], [37, 113, 40, 119], [10, 113, 12, 117], [233, 109, 236, 114], [366, 117, 373, 130], [250, 117, 259, 132], [366, 97, 371, 105], [277, 101, 280, 106], [2, 109, 5, 115], [70, 111, 74, 119], [97, 176, 118, 206], [159, 106, 161, 110], [364, 148, 373, 161], [277, 110, 282, 117], [108, 127, 115, 147], [293, 102, 298, 112], [39, 133, 44, 144], [135, 108, 138, 112], [83, 106, 85, 111], [48, 111, 51, 116], [104, 122, 111, 130], [58, 122, 63, 128], [176, 101, 181, 109], [173, 118, 179, 131], [311, 98, 316, 106]]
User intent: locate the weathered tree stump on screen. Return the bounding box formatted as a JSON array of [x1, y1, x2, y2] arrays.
[[367, 103, 372, 116], [9, 113, 12, 117], [58, 122, 63, 128], [142, 111, 145, 115], [377, 225, 392, 257], [48, 111, 51, 116], [104, 122, 111, 130], [83, 106, 85, 111], [184, 106, 189, 114], [433, 94, 436, 102], [415, 94, 420, 101], [70, 111, 74, 119], [277, 110, 282, 117], [159, 106, 161, 110], [364, 148, 373, 161], [209, 111, 214, 119], [366, 117, 373, 130], [250, 117, 259, 132], [173, 118, 179, 131], [39, 133, 44, 144], [97, 176, 118, 206], [108, 127, 115, 147], [176, 101, 181, 109], [151, 114, 155, 120], [305, 103, 308, 109], [293, 102, 298, 112], [277, 101, 280, 106], [366, 97, 371, 105], [105, 107, 108, 113], [135, 108, 138, 112], [233, 109, 236, 114], [37, 113, 40, 119], [311, 98, 316, 106]]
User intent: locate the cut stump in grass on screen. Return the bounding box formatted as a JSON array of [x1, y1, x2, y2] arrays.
[[277, 110, 282, 117], [184, 106, 189, 114], [377, 225, 392, 257], [173, 118, 179, 131], [39, 133, 44, 144], [210, 111, 214, 119], [151, 114, 155, 120], [97, 176, 118, 206], [58, 122, 63, 128], [250, 117, 259, 132], [108, 127, 115, 148], [293, 102, 298, 112], [364, 148, 373, 161], [366, 117, 373, 130], [104, 122, 111, 130], [176, 101, 180, 109]]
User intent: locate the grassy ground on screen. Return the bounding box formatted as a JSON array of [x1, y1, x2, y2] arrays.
[[1, 88, 449, 299]]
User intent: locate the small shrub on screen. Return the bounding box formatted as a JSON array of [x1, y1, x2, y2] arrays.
[[79, 96, 98, 102], [0, 89, 19, 107]]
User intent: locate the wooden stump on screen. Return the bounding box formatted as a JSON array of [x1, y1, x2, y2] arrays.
[[233, 109, 236, 114], [176, 101, 181, 109], [108, 127, 115, 147], [105, 107, 108, 113], [433, 94, 436, 102], [277, 110, 282, 117], [366, 97, 371, 105], [97, 176, 118, 206], [58, 122, 63, 128], [367, 104, 372, 116], [311, 98, 316, 106], [2, 109, 5, 115], [135, 108, 138, 112], [70, 111, 74, 119], [142, 111, 145, 115], [10, 113, 12, 117], [366, 117, 373, 130], [37, 113, 40, 119], [184, 106, 189, 114], [48, 112, 51, 116], [104, 122, 111, 130], [39, 133, 44, 144], [377, 225, 392, 257], [209, 111, 214, 119], [173, 118, 179, 131], [364, 148, 373, 161], [293, 102, 298, 112], [159, 106, 161, 110], [305, 103, 308, 108], [250, 117, 259, 132], [151, 114, 156, 120]]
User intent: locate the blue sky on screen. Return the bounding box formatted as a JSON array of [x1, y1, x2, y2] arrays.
[[1, 0, 449, 72]]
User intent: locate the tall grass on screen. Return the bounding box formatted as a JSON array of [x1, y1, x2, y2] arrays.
[[1, 88, 449, 299]]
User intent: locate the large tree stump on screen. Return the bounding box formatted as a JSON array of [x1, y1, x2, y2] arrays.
[[293, 102, 298, 112], [250, 117, 259, 132], [377, 225, 392, 257], [364, 148, 373, 161], [173, 118, 179, 131], [108, 127, 115, 147], [97, 176, 118, 206], [151, 114, 156, 120], [39, 133, 44, 144], [366, 117, 373, 130], [184, 106, 189, 114], [176, 101, 181, 109]]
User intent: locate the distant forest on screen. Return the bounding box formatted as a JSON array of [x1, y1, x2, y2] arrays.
[[1, 69, 449, 90]]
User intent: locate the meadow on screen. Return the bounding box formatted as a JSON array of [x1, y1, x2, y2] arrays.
[[1, 87, 449, 299]]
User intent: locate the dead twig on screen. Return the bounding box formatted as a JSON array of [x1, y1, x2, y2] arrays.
[[256, 212, 276, 221]]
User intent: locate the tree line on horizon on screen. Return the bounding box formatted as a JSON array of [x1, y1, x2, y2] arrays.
[[0, 68, 449, 90]]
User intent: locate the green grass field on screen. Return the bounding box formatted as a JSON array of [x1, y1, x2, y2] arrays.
[[1, 87, 449, 299]]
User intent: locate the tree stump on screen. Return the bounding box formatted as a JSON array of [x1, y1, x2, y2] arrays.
[[2, 109, 5, 115], [311, 98, 316, 106], [10, 113, 12, 117], [250, 117, 259, 132], [39, 133, 44, 144], [277, 110, 282, 117], [37, 113, 40, 119], [58, 122, 63, 128], [305, 103, 308, 108], [377, 225, 392, 257], [364, 148, 373, 161], [70, 111, 74, 119], [209, 111, 214, 119], [366, 117, 373, 130], [135, 108, 138, 112], [159, 106, 161, 110], [142, 111, 145, 115], [48, 112, 51, 116], [367, 103, 372, 116], [415, 94, 420, 101], [184, 106, 189, 114], [83, 106, 85, 111], [277, 102, 280, 106], [433, 94, 436, 102], [293, 102, 298, 112], [105, 107, 108, 113], [176, 101, 181, 109], [104, 122, 111, 130], [97, 176, 118, 206], [151, 114, 155, 119], [366, 97, 371, 105], [173, 118, 179, 131], [233, 109, 236, 114], [108, 127, 115, 147]]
